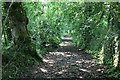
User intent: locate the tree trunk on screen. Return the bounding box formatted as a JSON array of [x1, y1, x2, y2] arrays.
[[117, 34, 120, 71], [4, 2, 42, 62], [0, 2, 2, 80]]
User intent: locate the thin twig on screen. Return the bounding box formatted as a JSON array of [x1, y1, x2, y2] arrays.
[[2, 0, 14, 27]]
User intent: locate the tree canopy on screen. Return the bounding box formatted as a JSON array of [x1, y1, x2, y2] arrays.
[[2, 2, 120, 79]]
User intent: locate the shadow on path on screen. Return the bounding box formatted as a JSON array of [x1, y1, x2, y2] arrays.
[[23, 37, 106, 78]]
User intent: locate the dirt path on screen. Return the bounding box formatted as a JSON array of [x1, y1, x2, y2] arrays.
[[23, 41, 106, 78]]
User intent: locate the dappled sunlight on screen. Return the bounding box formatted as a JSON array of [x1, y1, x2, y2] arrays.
[[33, 70, 38, 74], [43, 58, 55, 64], [76, 61, 82, 64], [65, 54, 72, 57], [40, 68, 48, 73], [84, 60, 96, 64], [49, 64, 53, 67], [30, 38, 106, 78], [98, 45, 105, 64], [113, 36, 119, 67], [96, 68, 104, 72], [3, 2, 118, 79], [55, 69, 67, 75], [79, 68, 91, 73], [33, 67, 48, 74], [59, 42, 73, 46], [49, 52, 65, 56], [49, 52, 72, 58], [79, 76, 83, 78], [59, 35, 73, 47], [61, 36, 72, 40]]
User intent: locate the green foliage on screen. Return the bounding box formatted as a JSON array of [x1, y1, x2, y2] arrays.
[[2, 48, 37, 79], [50, 2, 120, 78], [2, 2, 120, 79], [105, 65, 120, 79], [23, 2, 61, 52]]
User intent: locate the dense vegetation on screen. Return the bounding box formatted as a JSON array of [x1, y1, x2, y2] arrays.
[[2, 2, 120, 79]]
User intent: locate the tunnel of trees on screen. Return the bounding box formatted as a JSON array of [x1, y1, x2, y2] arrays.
[[2, 1, 120, 79]]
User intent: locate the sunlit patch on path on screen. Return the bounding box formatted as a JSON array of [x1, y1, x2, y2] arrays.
[[23, 37, 106, 78]]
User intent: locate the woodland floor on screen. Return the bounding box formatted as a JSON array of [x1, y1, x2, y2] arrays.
[[23, 38, 107, 78]]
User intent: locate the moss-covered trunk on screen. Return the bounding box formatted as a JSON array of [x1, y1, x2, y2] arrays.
[[4, 2, 29, 45], [4, 2, 42, 62]]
